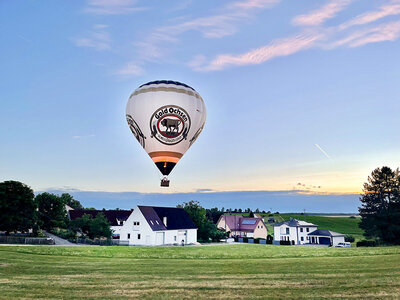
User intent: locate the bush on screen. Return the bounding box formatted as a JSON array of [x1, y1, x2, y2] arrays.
[[51, 228, 76, 240], [345, 234, 355, 243], [280, 240, 291, 245], [243, 237, 249, 243], [356, 240, 376, 247]]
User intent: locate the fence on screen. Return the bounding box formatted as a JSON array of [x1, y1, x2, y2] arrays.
[[74, 238, 129, 246], [0, 236, 54, 245]]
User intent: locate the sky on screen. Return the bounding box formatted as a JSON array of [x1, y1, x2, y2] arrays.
[[1, 0, 400, 211]]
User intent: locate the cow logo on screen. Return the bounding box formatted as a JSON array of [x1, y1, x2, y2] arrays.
[[150, 105, 191, 145], [126, 114, 146, 148]]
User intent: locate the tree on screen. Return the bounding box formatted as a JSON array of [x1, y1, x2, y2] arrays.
[[359, 166, 400, 244], [89, 213, 112, 239], [0, 181, 36, 235], [60, 193, 83, 210], [35, 193, 67, 230], [179, 201, 227, 242], [69, 213, 112, 239], [206, 207, 223, 224], [249, 211, 254, 218]]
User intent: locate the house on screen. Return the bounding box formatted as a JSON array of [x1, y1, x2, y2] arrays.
[[216, 215, 267, 238], [273, 218, 318, 245], [119, 206, 197, 246], [307, 229, 345, 246], [68, 209, 132, 239]]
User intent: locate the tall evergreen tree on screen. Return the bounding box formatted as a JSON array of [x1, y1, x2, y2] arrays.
[[359, 166, 400, 244], [0, 181, 36, 235]]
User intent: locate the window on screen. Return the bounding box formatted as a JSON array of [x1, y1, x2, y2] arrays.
[[174, 236, 177, 241], [150, 220, 154, 225], [306, 228, 309, 232], [301, 237, 304, 241], [300, 228, 303, 232], [286, 228, 289, 234], [156, 220, 160, 225], [258, 226, 260, 228], [133, 221, 140, 226], [127, 233, 130, 239], [137, 234, 141, 240], [261, 226, 263, 228]]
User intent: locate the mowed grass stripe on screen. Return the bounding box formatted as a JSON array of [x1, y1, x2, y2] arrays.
[[1, 246, 400, 299]]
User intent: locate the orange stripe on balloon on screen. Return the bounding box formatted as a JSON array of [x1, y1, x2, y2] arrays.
[[148, 151, 183, 159]]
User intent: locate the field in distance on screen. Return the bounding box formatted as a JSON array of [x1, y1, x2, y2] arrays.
[[1, 245, 400, 299]]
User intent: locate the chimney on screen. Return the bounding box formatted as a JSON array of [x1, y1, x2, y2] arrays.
[[163, 216, 167, 227]]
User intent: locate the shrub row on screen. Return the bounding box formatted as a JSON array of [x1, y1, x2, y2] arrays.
[[356, 240, 377, 247]]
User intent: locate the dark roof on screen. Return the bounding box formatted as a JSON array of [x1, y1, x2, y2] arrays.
[[138, 206, 197, 231], [273, 218, 317, 227], [139, 80, 195, 91], [308, 229, 345, 237], [68, 210, 132, 226]]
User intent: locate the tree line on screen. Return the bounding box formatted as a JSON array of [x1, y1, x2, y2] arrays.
[[0, 181, 111, 239]]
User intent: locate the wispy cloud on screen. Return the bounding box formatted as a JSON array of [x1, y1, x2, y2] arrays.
[[191, 33, 322, 71], [84, 0, 146, 15], [292, 0, 353, 27], [73, 134, 95, 139], [114, 62, 144, 76], [314, 144, 331, 159], [134, 0, 281, 62], [330, 19, 400, 48], [72, 25, 111, 51], [340, 1, 400, 29]]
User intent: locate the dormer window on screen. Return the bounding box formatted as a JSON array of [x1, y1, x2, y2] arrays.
[[163, 217, 167, 227]]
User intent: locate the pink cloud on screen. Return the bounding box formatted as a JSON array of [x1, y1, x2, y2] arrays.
[[194, 33, 322, 71], [293, 0, 353, 27]]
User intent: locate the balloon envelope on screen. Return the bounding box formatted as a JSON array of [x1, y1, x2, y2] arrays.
[[126, 80, 206, 181]]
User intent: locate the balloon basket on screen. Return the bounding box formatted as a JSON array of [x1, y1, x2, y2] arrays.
[[161, 178, 170, 187]]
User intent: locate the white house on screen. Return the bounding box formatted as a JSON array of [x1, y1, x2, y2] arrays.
[[307, 229, 346, 246], [273, 218, 318, 245], [119, 206, 197, 246]]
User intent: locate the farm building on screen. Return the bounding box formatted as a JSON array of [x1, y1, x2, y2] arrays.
[[216, 215, 267, 238], [273, 218, 318, 245], [308, 229, 345, 246], [119, 206, 197, 246], [68, 209, 132, 239]]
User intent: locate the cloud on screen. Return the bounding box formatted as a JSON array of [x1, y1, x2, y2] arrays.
[[292, 0, 353, 27], [340, 1, 400, 29], [84, 0, 146, 15], [191, 33, 322, 71], [73, 25, 111, 51], [331, 20, 400, 48], [196, 188, 214, 193], [134, 0, 281, 62], [114, 61, 144, 76], [72, 134, 95, 139]]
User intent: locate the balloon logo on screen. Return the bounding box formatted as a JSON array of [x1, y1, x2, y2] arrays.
[[126, 80, 207, 187]]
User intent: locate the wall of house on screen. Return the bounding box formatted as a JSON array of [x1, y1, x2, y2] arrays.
[[216, 217, 231, 233], [120, 208, 154, 245], [120, 208, 197, 246], [253, 220, 268, 239], [297, 226, 318, 244], [332, 236, 345, 246]]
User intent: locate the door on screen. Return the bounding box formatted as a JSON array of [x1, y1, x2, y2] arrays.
[[178, 230, 187, 244], [156, 232, 165, 245]]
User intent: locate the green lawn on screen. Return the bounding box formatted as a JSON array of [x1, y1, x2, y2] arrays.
[[1, 245, 400, 299]]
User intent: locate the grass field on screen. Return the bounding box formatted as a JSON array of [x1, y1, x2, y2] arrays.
[[1, 245, 400, 299]]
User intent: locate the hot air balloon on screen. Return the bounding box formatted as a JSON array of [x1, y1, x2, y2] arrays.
[[126, 80, 206, 187]]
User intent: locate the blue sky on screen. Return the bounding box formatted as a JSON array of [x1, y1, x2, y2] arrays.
[[1, 0, 400, 210]]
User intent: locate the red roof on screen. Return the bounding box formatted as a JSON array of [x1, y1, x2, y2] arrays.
[[219, 215, 264, 231]]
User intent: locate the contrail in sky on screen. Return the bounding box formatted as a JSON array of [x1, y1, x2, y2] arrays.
[[314, 144, 331, 159]]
